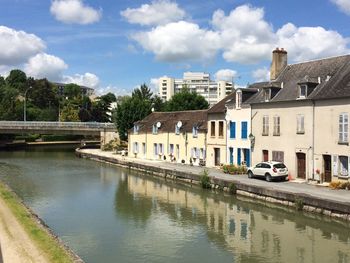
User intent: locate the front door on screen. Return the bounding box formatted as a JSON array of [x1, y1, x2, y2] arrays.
[[323, 155, 332, 182], [229, 148, 234, 164], [214, 148, 220, 166], [296, 153, 306, 179], [263, 150, 268, 162]]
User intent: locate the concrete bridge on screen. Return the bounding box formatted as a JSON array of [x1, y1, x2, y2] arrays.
[[0, 121, 118, 146]]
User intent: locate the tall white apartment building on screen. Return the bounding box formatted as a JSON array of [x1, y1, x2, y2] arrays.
[[159, 72, 233, 106]]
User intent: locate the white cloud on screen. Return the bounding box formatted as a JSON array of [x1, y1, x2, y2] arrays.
[[127, 4, 350, 64], [133, 21, 220, 62], [277, 23, 350, 62], [97, 85, 130, 96], [150, 78, 160, 94], [24, 53, 68, 81], [50, 0, 102, 25], [252, 67, 270, 82], [0, 26, 46, 66], [63, 72, 99, 88], [121, 0, 185, 26], [215, 69, 237, 82], [212, 5, 275, 64], [331, 0, 350, 15]]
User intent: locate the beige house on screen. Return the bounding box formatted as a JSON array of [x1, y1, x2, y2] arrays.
[[206, 93, 235, 167], [225, 87, 259, 167], [128, 110, 207, 166], [250, 48, 350, 181], [312, 72, 350, 182]]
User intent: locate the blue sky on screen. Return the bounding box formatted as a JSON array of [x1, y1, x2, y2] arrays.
[[1, 0, 350, 95]]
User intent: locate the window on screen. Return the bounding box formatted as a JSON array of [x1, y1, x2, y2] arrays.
[[273, 116, 280, 136], [200, 148, 205, 159], [142, 143, 146, 156], [158, 143, 163, 154], [154, 143, 158, 156], [236, 92, 242, 109], [133, 125, 139, 134], [175, 124, 180, 135], [230, 121, 236, 139], [211, 121, 216, 137], [169, 144, 174, 154], [152, 124, 158, 134], [262, 115, 269, 135], [339, 156, 349, 176], [218, 121, 224, 138], [272, 151, 284, 163], [241, 121, 248, 139], [299, 85, 307, 98], [297, 115, 305, 134], [133, 142, 139, 153], [193, 126, 198, 137], [339, 113, 349, 143], [264, 89, 270, 101]]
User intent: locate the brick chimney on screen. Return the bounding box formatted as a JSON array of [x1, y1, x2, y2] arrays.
[[270, 48, 287, 81]]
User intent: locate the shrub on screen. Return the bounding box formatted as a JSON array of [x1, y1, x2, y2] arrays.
[[228, 183, 237, 195], [222, 165, 229, 174], [295, 197, 304, 211], [329, 181, 342, 189], [200, 169, 211, 189], [222, 165, 247, 175]]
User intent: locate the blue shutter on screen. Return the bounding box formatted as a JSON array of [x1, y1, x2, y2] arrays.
[[246, 149, 250, 167], [237, 148, 241, 165], [241, 122, 248, 139], [229, 148, 234, 164], [230, 122, 236, 139]]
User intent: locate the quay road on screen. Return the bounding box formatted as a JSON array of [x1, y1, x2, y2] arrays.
[[78, 149, 350, 217]]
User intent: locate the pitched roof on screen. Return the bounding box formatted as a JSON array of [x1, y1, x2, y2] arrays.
[[208, 92, 236, 114], [134, 110, 208, 133], [248, 55, 350, 103]]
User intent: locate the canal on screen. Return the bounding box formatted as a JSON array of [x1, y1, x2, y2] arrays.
[[0, 146, 349, 263]]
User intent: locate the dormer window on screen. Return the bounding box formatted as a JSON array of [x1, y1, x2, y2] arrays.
[[175, 124, 180, 135], [192, 126, 198, 138], [133, 124, 139, 134], [264, 89, 271, 102], [299, 84, 307, 98], [236, 91, 242, 109], [152, 124, 158, 134]]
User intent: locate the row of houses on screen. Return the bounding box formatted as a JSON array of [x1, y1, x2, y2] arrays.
[[129, 48, 350, 183]]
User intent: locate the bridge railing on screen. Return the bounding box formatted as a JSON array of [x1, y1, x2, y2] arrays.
[[0, 121, 116, 129]]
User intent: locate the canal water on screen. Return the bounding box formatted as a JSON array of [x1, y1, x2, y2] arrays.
[[0, 146, 349, 263]]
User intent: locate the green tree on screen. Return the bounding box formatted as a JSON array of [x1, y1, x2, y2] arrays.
[[63, 83, 81, 99], [91, 92, 117, 122], [60, 103, 80, 122], [5, 69, 27, 93], [165, 88, 209, 112]]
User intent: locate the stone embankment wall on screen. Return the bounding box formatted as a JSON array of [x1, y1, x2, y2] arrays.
[[76, 150, 350, 222]]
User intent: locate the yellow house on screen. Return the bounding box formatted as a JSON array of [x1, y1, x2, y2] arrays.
[[206, 92, 235, 167], [128, 110, 208, 165]]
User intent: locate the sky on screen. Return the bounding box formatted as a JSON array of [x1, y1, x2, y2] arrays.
[[1, 0, 350, 95]]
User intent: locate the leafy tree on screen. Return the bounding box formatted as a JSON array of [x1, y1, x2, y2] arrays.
[[91, 92, 117, 122], [165, 88, 209, 112], [60, 103, 80, 122], [63, 83, 81, 99], [132, 83, 152, 100], [5, 69, 27, 93]]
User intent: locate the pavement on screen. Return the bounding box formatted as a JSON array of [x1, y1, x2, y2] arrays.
[[79, 149, 350, 205]]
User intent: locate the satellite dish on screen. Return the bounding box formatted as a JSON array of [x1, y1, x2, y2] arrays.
[[177, 121, 183, 128], [156, 122, 161, 128]]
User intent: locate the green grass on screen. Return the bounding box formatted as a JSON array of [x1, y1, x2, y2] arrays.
[[0, 182, 76, 263]]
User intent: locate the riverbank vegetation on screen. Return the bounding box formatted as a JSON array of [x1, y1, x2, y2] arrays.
[[0, 181, 77, 263]]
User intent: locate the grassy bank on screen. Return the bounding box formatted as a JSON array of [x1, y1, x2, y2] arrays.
[[0, 181, 79, 263]]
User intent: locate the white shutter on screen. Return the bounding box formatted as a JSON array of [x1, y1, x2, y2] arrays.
[[332, 155, 338, 176]]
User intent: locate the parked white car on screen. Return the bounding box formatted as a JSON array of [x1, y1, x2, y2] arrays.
[[247, 162, 288, 182]]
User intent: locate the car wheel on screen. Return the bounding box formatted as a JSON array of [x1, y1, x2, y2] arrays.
[[265, 173, 272, 182], [248, 171, 254, 179]]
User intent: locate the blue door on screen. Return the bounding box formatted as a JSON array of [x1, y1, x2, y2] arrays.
[[237, 148, 241, 165], [229, 148, 234, 164], [246, 149, 251, 167]]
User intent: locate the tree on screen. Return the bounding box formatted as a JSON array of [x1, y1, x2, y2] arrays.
[[91, 92, 117, 122], [5, 69, 27, 93], [132, 83, 152, 100], [165, 88, 209, 112], [63, 83, 81, 99]]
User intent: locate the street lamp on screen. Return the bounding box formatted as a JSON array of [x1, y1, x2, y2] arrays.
[[24, 86, 32, 122]]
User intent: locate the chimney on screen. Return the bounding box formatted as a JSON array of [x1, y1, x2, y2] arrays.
[[270, 47, 287, 81]]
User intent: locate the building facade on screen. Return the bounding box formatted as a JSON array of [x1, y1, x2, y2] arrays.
[[129, 110, 208, 166], [226, 88, 259, 167], [249, 48, 350, 181], [159, 72, 233, 106]]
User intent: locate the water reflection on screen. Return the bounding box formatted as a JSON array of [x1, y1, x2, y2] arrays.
[[117, 172, 350, 263]]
